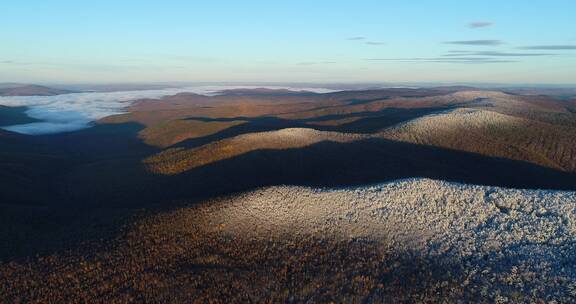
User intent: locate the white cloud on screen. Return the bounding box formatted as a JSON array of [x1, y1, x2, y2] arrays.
[[0, 86, 338, 135]]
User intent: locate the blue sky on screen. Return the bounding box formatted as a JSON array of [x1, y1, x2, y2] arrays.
[[1, 1, 575, 84]]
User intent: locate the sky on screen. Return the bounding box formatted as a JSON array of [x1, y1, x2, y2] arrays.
[[1, 0, 576, 84]]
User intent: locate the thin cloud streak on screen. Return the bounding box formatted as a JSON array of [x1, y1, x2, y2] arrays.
[[348, 37, 386, 46], [444, 40, 504, 46], [444, 51, 556, 57], [518, 45, 576, 50], [468, 21, 494, 28], [366, 57, 518, 64], [296, 61, 337, 65]]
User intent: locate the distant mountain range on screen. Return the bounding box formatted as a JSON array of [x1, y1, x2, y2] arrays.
[[0, 84, 74, 96]]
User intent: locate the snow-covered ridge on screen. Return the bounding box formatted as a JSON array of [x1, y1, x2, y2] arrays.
[[197, 178, 576, 298], [381, 108, 523, 136], [209, 178, 576, 246], [0, 86, 337, 135]]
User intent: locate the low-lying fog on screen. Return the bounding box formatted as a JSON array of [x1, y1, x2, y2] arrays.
[[0, 86, 336, 135]]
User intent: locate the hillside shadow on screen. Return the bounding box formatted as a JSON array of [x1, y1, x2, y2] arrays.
[[0, 122, 156, 261], [56, 137, 576, 211], [0, 106, 41, 126], [3, 122, 576, 261], [305, 107, 446, 133], [158, 138, 576, 203], [176, 107, 447, 149], [176, 116, 306, 149], [37, 122, 158, 161]]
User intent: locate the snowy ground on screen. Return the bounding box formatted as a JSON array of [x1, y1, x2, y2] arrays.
[[200, 178, 576, 301]]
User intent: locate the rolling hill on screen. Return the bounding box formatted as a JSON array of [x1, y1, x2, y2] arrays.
[[2, 179, 574, 303], [0, 84, 74, 96], [380, 108, 576, 172], [1, 86, 576, 303]]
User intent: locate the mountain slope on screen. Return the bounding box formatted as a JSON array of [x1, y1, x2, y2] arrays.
[[2, 178, 575, 303], [144, 128, 363, 174], [380, 108, 576, 172], [0, 130, 69, 205]]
